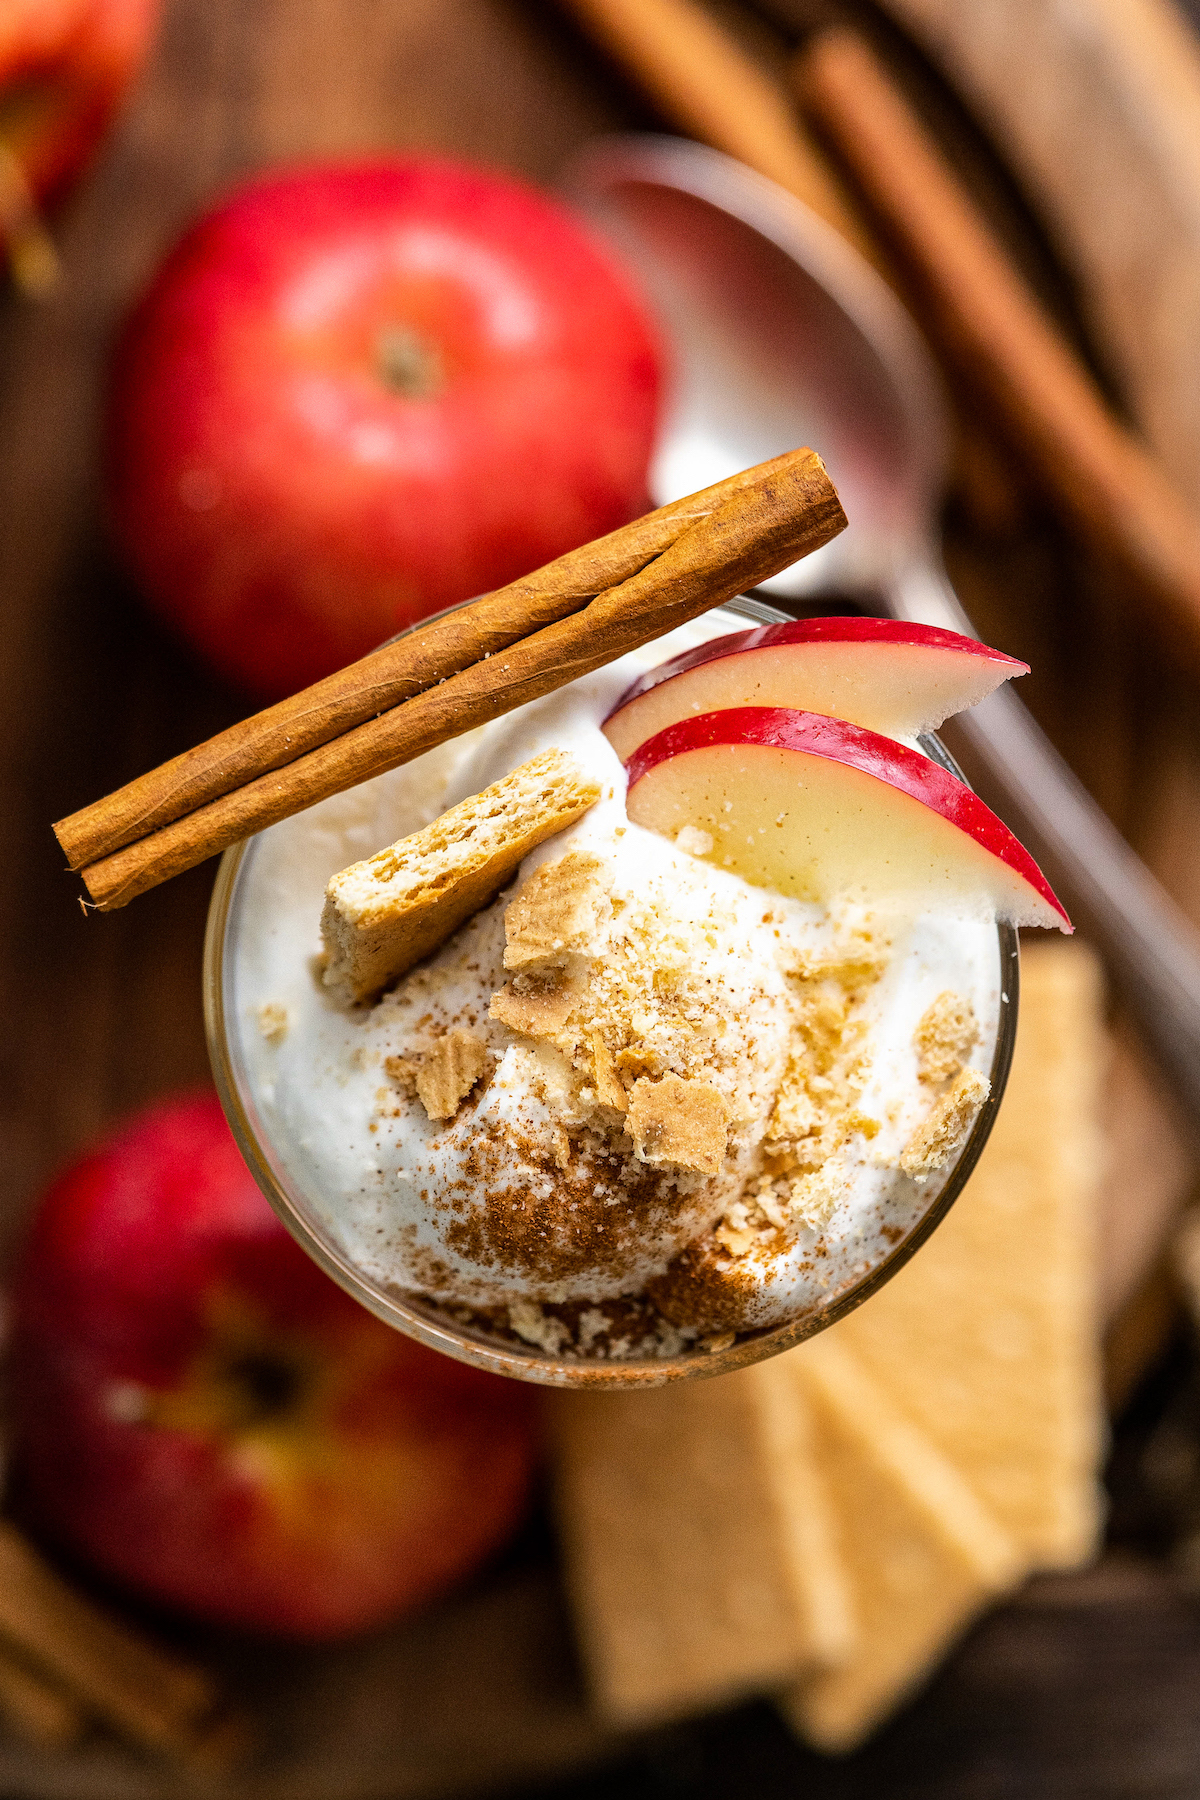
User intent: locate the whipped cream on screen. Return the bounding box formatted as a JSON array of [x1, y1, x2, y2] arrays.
[[224, 609, 1003, 1357]]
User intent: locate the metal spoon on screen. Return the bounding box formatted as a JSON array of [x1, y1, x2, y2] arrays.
[[569, 133, 1200, 1122]]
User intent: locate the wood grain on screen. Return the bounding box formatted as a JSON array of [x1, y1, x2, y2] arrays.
[[3, 0, 1200, 1793]]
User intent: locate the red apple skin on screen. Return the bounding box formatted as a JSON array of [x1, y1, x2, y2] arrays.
[[105, 159, 663, 698], [625, 705, 1070, 928], [604, 615, 1029, 759], [8, 1094, 539, 1641], [0, 0, 159, 204]]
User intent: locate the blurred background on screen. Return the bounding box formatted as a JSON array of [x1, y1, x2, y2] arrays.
[[7, 0, 1200, 1794]]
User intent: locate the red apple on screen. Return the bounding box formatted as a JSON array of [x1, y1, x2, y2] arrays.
[[8, 1094, 538, 1641], [105, 159, 663, 697], [603, 616, 1028, 762], [624, 706, 1069, 928], [0, 0, 158, 206]]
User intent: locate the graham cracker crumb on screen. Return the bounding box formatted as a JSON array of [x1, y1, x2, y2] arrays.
[[788, 1161, 845, 1230], [503, 851, 612, 973], [508, 1298, 570, 1356], [674, 825, 714, 857], [384, 1054, 419, 1097], [591, 1032, 628, 1112], [715, 1214, 762, 1256], [414, 1029, 488, 1121], [321, 748, 601, 1004], [490, 972, 586, 1039], [699, 1330, 735, 1352], [625, 1075, 729, 1175], [754, 959, 882, 1219], [915, 991, 979, 1085], [257, 1002, 289, 1043], [901, 1067, 990, 1179]]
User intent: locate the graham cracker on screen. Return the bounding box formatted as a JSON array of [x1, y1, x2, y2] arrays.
[[503, 850, 612, 973], [320, 749, 601, 1003], [412, 1029, 487, 1121], [898, 1066, 990, 1178], [914, 990, 978, 1084], [625, 1075, 729, 1175], [831, 938, 1106, 1568], [549, 1360, 854, 1727], [781, 1335, 1023, 1753]]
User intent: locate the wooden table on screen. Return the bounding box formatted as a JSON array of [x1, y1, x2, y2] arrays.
[[4, 1, 1200, 1794]]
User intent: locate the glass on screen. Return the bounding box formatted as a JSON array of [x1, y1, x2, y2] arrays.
[[205, 597, 1019, 1388]]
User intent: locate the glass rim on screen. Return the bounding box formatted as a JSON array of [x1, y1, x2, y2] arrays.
[[204, 595, 1020, 1389]]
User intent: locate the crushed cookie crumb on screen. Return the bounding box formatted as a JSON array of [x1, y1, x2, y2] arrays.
[[490, 971, 586, 1039], [625, 1074, 729, 1174], [503, 850, 612, 973], [901, 1066, 990, 1179], [257, 1002, 289, 1043], [914, 990, 979, 1084], [384, 1054, 419, 1097], [674, 825, 714, 857], [590, 1032, 628, 1112], [508, 1298, 570, 1355], [788, 1160, 845, 1229], [414, 1029, 488, 1121]]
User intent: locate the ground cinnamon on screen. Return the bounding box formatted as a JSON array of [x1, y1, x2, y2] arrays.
[[73, 448, 845, 910], [55, 453, 807, 873]]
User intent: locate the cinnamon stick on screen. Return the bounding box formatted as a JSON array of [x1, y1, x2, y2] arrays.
[[55, 453, 805, 873], [795, 29, 1200, 666], [0, 1648, 83, 1749], [552, 0, 877, 269], [0, 1522, 214, 1753], [77, 448, 845, 910]]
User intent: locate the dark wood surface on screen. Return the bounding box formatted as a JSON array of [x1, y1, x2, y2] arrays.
[[5, 1, 1200, 1795]]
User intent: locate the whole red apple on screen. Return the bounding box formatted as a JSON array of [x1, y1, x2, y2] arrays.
[[8, 1094, 538, 1640], [0, 0, 158, 205], [106, 158, 663, 697]]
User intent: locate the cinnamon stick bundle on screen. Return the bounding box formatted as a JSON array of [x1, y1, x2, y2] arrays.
[[0, 1522, 215, 1753], [795, 30, 1200, 664], [55, 453, 810, 874], [65, 448, 845, 911]]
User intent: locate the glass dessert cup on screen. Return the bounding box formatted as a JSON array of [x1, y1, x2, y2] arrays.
[[204, 597, 1019, 1389]]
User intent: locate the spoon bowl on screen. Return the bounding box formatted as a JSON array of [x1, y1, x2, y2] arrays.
[[571, 136, 943, 594]]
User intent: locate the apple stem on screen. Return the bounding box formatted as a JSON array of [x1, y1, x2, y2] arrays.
[[377, 325, 443, 399], [0, 144, 62, 299]]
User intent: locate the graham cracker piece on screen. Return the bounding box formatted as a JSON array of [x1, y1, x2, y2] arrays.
[[834, 939, 1106, 1569], [590, 1033, 628, 1112], [914, 990, 978, 1084], [384, 1054, 419, 1096], [503, 850, 612, 973], [320, 749, 601, 1003], [625, 1075, 729, 1175], [549, 1360, 854, 1727], [899, 1066, 989, 1178], [489, 972, 586, 1041], [780, 1335, 1023, 1753], [412, 1030, 487, 1121], [257, 1002, 289, 1044]]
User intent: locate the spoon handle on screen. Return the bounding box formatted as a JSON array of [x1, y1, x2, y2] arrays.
[[896, 560, 1200, 1122]]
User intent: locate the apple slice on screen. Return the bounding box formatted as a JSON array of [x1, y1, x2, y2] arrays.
[[603, 617, 1027, 761], [624, 707, 1069, 929]]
